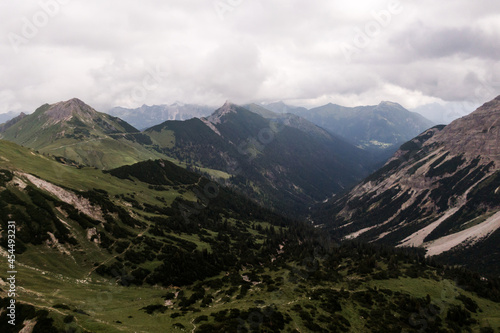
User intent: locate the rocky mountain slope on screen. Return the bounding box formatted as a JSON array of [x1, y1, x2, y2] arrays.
[[108, 103, 214, 130], [0, 98, 165, 169], [145, 102, 374, 217], [0, 139, 499, 332], [0, 98, 377, 219], [291, 101, 435, 152], [0, 112, 27, 133], [0, 111, 28, 125], [315, 96, 500, 276]]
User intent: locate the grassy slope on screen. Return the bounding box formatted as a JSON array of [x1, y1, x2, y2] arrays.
[[1, 257, 499, 333], [0, 140, 499, 332], [0, 140, 186, 205], [0, 103, 167, 170], [40, 136, 167, 170]]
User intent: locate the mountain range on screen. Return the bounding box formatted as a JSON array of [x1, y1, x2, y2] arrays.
[[0, 99, 376, 217], [106, 100, 435, 156], [315, 95, 500, 276], [145, 102, 374, 217], [108, 103, 214, 130], [0, 130, 499, 332], [285, 101, 435, 153], [0, 96, 499, 332]]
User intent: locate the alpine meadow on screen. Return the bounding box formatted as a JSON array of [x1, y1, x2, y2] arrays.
[[1, 1, 500, 333]]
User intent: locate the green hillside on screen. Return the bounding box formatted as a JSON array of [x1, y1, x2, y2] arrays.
[[0, 140, 499, 332], [294, 101, 434, 152], [0, 99, 165, 170], [145, 102, 373, 217]]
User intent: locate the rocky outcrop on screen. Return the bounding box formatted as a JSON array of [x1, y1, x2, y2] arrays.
[[205, 101, 237, 125], [0, 112, 27, 133], [318, 95, 500, 274]]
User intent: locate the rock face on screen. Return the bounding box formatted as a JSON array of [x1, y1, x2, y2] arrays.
[[425, 96, 500, 162], [206, 101, 237, 124], [43, 98, 98, 125], [315, 95, 500, 276], [0, 112, 27, 133]]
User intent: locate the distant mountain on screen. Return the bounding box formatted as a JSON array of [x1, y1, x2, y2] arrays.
[[145, 102, 374, 217], [0, 110, 27, 125], [0, 98, 164, 169], [108, 103, 214, 130], [289, 101, 435, 152], [244, 103, 333, 142], [0, 112, 27, 133], [263, 100, 309, 114], [314, 95, 500, 276]]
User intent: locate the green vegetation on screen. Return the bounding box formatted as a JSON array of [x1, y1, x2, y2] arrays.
[[146, 104, 373, 218], [0, 99, 166, 169], [0, 105, 499, 332], [426, 155, 465, 178]]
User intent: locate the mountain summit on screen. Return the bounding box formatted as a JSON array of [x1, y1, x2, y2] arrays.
[[205, 101, 239, 124], [316, 95, 500, 276], [145, 101, 374, 217], [40, 98, 98, 125], [0, 98, 163, 169], [423, 95, 500, 162]]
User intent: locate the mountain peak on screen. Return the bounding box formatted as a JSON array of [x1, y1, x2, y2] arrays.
[[0, 112, 27, 133], [171, 101, 185, 107], [379, 101, 398, 106], [206, 101, 239, 124], [43, 98, 97, 124], [426, 94, 500, 161], [66, 97, 86, 107], [377, 101, 405, 110]]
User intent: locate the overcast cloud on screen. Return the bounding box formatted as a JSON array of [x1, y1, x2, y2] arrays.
[[1, 0, 500, 118]]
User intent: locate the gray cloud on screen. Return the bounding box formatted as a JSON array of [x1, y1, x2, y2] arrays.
[[392, 24, 500, 60], [1, 0, 499, 116]]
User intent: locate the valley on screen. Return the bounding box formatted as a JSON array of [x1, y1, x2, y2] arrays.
[[0, 97, 499, 332]]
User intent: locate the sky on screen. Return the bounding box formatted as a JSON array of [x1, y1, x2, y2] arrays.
[[1, 0, 500, 121]]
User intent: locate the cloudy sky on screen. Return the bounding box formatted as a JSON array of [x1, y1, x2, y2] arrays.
[[1, 0, 500, 120]]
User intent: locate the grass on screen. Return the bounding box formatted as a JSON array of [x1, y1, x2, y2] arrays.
[[0, 140, 194, 209], [1, 140, 499, 332], [2, 250, 500, 332], [456, 211, 496, 232], [368, 277, 500, 330], [148, 129, 176, 149], [43, 137, 166, 170]]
